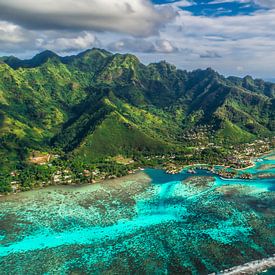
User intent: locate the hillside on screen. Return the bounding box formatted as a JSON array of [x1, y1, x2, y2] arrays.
[[0, 48, 274, 191]]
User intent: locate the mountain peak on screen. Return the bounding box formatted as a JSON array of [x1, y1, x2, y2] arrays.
[[77, 48, 112, 58], [30, 50, 60, 66], [0, 50, 60, 69], [34, 50, 58, 59], [0, 55, 23, 69]]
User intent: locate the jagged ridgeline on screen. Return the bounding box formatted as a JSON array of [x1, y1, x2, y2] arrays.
[[0, 48, 274, 170]]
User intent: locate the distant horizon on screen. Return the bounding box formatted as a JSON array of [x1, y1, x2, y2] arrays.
[[1, 47, 275, 82]]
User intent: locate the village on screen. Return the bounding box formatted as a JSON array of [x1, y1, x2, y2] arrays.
[[3, 137, 275, 194], [163, 137, 274, 179]]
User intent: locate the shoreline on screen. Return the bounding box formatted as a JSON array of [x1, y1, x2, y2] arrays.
[[215, 255, 275, 275], [259, 150, 274, 159], [1, 150, 274, 197], [235, 163, 255, 171], [0, 170, 148, 199]]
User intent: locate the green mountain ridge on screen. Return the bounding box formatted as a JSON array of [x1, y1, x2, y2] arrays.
[[0, 48, 274, 173]]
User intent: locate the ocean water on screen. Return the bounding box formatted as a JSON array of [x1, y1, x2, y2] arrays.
[[261, 267, 275, 275], [0, 154, 274, 274]]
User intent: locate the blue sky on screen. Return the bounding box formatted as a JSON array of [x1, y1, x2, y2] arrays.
[[182, 1, 260, 16], [153, 0, 263, 16], [0, 0, 275, 79]]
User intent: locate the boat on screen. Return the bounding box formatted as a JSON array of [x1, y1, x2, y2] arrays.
[[187, 169, 196, 174]]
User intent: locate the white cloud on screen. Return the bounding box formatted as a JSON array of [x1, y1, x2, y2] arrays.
[[108, 38, 178, 53], [0, 21, 100, 55], [155, 39, 177, 53], [0, 0, 175, 36], [167, 0, 192, 8], [36, 32, 100, 52], [0, 21, 29, 44], [253, 0, 275, 8], [0, 21, 39, 55], [108, 38, 155, 53]]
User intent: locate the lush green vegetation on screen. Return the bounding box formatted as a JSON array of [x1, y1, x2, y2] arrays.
[[0, 48, 274, 192]]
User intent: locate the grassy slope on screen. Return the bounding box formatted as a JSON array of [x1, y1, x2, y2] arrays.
[[74, 111, 172, 162], [216, 120, 254, 143]]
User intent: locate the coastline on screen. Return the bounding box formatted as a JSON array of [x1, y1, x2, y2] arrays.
[[235, 163, 255, 171], [215, 255, 275, 275], [1, 149, 274, 197], [0, 170, 149, 199], [259, 150, 275, 159]]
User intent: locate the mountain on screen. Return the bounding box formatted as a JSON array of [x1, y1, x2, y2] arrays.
[[0, 48, 274, 173], [0, 50, 60, 69]]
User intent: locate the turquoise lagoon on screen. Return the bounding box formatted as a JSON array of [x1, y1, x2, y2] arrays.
[[0, 153, 274, 274]]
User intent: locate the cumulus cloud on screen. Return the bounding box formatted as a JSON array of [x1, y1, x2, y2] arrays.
[[166, 0, 192, 8], [36, 32, 100, 52], [0, 0, 175, 36], [108, 39, 155, 53], [108, 38, 177, 53], [0, 21, 26, 44], [155, 39, 178, 53], [0, 21, 38, 54], [0, 21, 100, 55]]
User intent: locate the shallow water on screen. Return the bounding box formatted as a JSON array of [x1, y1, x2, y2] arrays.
[[0, 154, 274, 274], [261, 267, 275, 275]]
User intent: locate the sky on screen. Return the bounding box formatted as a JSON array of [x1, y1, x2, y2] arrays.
[[0, 0, 275, 79]]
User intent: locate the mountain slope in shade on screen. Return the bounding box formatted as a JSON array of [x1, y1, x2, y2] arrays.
[[0, 48, 274, 170]]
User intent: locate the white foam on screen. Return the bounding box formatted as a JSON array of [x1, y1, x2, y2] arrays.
[[213, 255, 275, 275]]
